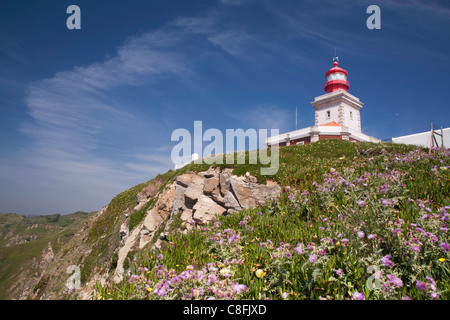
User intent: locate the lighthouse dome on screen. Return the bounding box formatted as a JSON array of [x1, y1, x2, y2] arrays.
[[324, 61, 349, 93]]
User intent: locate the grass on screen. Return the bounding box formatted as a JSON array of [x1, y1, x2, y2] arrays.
[[94, 140, 450, 300]]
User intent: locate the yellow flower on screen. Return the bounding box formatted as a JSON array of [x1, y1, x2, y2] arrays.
[[439, 258, 445, 263], [147, 287, 152, 292], [255, 269, 266, 278], [336, 241, 340, 246]]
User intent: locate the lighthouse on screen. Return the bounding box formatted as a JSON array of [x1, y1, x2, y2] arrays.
[[265, 57, 379, 147], [324, 60, 349, 93]]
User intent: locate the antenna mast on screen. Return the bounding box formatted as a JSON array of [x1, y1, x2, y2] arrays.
[[333, 48, 339, 62]]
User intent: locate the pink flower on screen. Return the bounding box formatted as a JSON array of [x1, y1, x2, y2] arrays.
[[352, 292, 365, 300]]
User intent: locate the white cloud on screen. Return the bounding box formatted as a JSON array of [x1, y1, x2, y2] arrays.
[[11, 28, 193, 213]]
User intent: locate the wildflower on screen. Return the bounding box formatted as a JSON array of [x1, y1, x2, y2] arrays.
[[415, 281, 428, 291], [401, 296, 411, 300], [281, 292, 289, 299], [232, 282, 248, 294], [381, 255, 394, 267], [309, 254, 318, 263], [439, 258, 445, 263], [341, 238, 349, 247], [392, 228, 402, 236], [336, 268, 344, 276], [430, 292, 439, 299], [352, 292, 365, 300], [387, 274, 403, 288], [411, 245, 421, 253], [336, 241, 340, 246], [285, 251, 292, 258], [255, 269, 266, 278], [294, 243, 303, 254], [439, 243, 450, 253], [368, 234, 376, 239], [357, 231, 365, 238], [129, 275, 138, 283], [356, 200, 366, 207]]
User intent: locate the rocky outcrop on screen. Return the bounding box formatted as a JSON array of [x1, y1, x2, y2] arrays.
[[139, 167, 280, 247], [112, 166, 281, 283]]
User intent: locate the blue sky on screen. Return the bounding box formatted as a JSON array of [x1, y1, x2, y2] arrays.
[[0, 0, 449, 215]]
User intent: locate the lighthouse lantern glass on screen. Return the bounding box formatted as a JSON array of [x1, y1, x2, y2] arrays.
[[327, 73, 347, 82]]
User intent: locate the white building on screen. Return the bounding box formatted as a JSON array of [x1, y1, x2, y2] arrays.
[[392, 127, 449, 149], [266, 59, 379, 147]]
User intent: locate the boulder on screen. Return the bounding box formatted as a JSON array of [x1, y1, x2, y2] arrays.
[[184, 183, 204, 204], [203, 166, 218, 178], [222, 191, 241, 211], [193, 195, 227, 224], [229, 175, 281, 209], [176, 173, 204, 188], [172, 184, 186, 213], [204, 176, 219, 194], [219, 169, 233, 195]]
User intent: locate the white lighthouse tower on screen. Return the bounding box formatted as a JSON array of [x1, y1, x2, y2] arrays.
[[266, 57, 379, 147]]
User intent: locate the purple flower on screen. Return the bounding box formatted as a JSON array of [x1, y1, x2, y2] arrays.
[[232, 282, 248, 294], [411, 245, 421, 253], [357, 200, 366, 207], [381, 255, 394, 267], [341, 238, 349, 247], [357, 231, 365, 238], [352, 292, 365, 300], [336, 268, 344, 276], [309, 254, 318, 263], [393, 228, 402, 236], [439, 243, 450, 253], [401, 296, 411, 300], [294, 244, 303, 255], [387, 274, 403, 288], [368, 234, 376, 239], [416, 281, 428, 291], [430, 292, 439, 299], [285, 251, 292, 258]]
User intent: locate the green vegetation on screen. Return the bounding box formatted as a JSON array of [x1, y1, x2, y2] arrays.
[[94, 140, 450, 300], [0, 211, 92, 299]]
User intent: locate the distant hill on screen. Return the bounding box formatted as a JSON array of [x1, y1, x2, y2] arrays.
[[0, 211, 93, 299]]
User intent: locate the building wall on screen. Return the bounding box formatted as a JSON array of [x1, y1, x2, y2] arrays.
[[315, 103, 341, 125], [319, 135, 342, 140], [341, 103, 361, 132], [392, 127, 449, 149], [291, 136, 311, 145]]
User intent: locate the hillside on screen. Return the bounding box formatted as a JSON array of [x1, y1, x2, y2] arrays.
[[0, 139, 448, 300], [0, 211, 93, 299]]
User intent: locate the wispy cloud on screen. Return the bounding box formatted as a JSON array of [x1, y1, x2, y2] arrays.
[[9, 28, 195, 213]]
